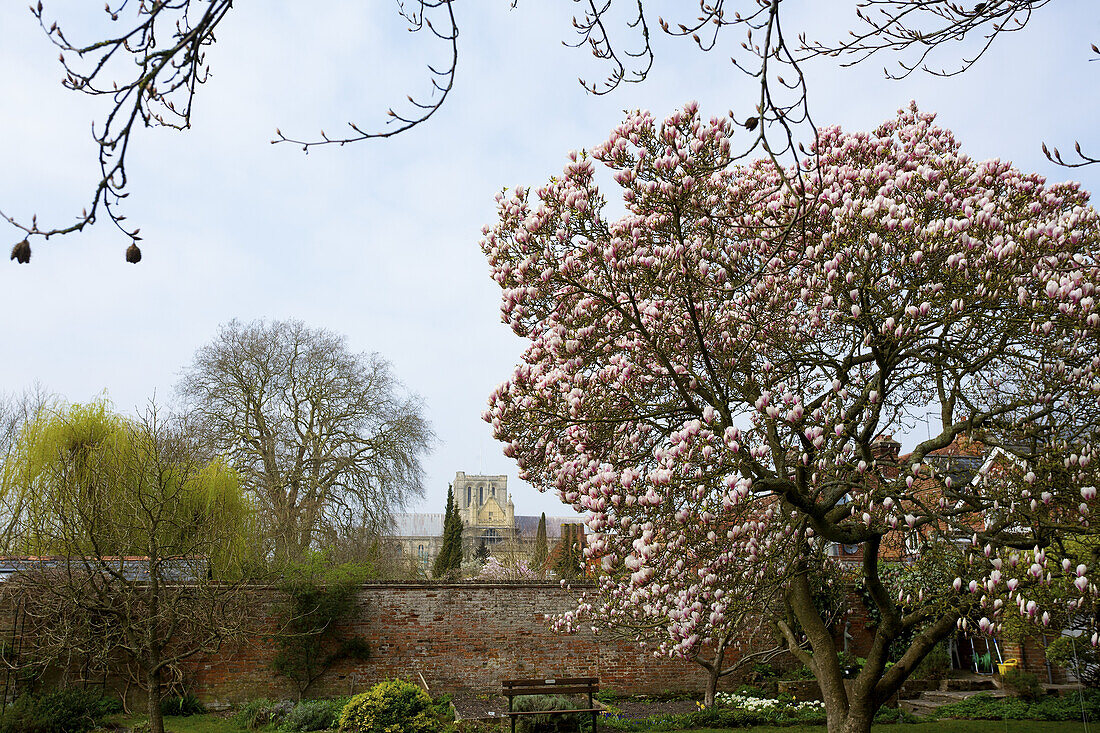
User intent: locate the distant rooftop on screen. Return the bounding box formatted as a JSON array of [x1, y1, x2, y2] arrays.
[[0, 556, 207, 582], [392, 513, 445, 537], [390, 513, 584, 538]]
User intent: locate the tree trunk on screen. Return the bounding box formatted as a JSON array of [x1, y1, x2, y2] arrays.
[[146, 668, 164, 733], [704, 669, 719, 708], [700, 634, 727, 708], [784, 571, 854, 733], [837, 705, 874, 733]]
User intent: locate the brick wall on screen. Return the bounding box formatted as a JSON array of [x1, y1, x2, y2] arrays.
[[187, 582, 740, 705]]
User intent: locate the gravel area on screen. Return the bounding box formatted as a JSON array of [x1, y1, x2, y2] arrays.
[[450, 692, 510, 721]]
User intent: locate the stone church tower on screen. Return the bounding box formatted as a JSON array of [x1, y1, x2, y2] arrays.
[[453, 471, 515, 553]]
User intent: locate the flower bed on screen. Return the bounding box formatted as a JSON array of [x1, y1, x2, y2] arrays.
[[715, 692, 825, 714]]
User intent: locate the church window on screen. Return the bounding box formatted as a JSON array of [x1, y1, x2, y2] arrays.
[[466, 487, 471, 506], [491, 485, 496, 497], [479, 486, 484, 504], [417, 544, 425, 559]]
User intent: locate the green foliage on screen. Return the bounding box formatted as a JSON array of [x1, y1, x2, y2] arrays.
[[474, 541, 489, 563], [779, 665, 816, 681], [338, 679, 439, 733], [512, 695, 587, 733], [872, 706, 921, 724], [853, 559, 958, 666], [553, 525, 583, 580], [532, 513, 549, 573], [837, 651, 864, 679], [596, 699, 829, 731], [913, 642, 951, 681], [0, 688, 121, 733], [749, 662, 779, 682], [1045, 635, 1100, 687], [278, 698, 349, 732], [931, 690, 1100, 720], [160, 693, 206, 717], [0, 399, 256, 576], [273, 553, 373, 696], [432, 487, 463, 580], [234, 699, 295, 729], [1001, 669, 1044, 701]]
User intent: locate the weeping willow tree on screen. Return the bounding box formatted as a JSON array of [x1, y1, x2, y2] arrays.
[[0, 400, 257, 733]]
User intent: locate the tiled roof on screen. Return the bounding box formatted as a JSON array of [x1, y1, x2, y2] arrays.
[[390, 513, 585, 538], [924, 454, 985, 487], [514, 515, 585, 539], [392, 513, 445, 537]]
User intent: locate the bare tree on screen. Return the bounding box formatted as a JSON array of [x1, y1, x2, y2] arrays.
[[4, 1, 1093, 263], [0, 384, 53, 458], [178, 319, 434, 565], [0, 401, 254, 733]]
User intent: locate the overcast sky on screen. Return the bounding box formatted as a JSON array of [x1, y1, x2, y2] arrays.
[[1, 2, 1097, 520]]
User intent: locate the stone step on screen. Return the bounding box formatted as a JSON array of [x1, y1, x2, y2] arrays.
[[900, 682, 1008, 718], [941, 677, 998, 692], [900, 700, 940, 716], [921, 689, 1004, 704]]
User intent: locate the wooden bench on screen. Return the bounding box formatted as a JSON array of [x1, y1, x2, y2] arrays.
[[502, 677, 599, 733]]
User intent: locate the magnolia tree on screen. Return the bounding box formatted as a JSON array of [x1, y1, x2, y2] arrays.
[[476, 555, 538, 581], [482, 103, 1100, 733], [554, 548, 839, 707]]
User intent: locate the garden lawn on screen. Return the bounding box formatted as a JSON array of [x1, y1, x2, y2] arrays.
[[110, 714, 1095, 733], [670, 725, 1091, 733], [111, 714, 249, 733]]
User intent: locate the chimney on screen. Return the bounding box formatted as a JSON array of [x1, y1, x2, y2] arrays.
[[871, 434, 901, 464]]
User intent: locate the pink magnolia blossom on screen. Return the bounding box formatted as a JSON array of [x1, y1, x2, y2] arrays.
[[484, 101, 1100, 723]]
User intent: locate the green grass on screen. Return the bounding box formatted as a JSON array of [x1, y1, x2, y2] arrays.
[[108, 713, 1098, 733], [109, 714, 249, 733], [668, 721, 1091, 726]]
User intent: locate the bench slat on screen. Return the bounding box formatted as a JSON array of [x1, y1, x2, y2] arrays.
[[505, 709, 602, 717], [503, 685, 598, 696], [502, 677, 597, 686]]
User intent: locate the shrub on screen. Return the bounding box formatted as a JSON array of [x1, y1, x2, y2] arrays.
[[1045, 635, 1100, 687], [836, 651, 863, 679], [1002, 669, 1044, 701], [913, 642, 950, 681], [160, 692, 206, 717], [235, 699, 295, 729], [280, 699, 346, 732], [873, 706, 920, 724], [0, 688, 121, 733], [339, 679, 439, 733], [511, 694, 586, 733], [931, 689, 1100, 721]]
